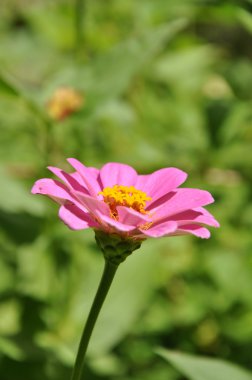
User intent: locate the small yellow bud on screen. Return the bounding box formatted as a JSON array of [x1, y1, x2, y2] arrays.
[[47, 87, 83, 121]]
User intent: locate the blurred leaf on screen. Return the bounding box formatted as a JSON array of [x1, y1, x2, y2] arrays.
[[223, 311, 252, 343], [93, 100, 136, 125], [206, 250, 252, 305], [216, 142, 252, 169], [17, 238, 56, 300], [0, 73, 20, 97], [152, 45, 216, 92], [46, 19, 187, 105], [27, 3, 74, 49], [218, 103, 251, 143], [0, 69, 51, 125], [225, 59, 252, 99], [0, 211, 43, 245], [0, 337, 24, 361], [0, 258, 14, 293], [237, 9, 252, 35], [157, 349, 252, 380], [89, 353, 126, 377], [0, 300, 21, 336], [0, 166, 45, 215]]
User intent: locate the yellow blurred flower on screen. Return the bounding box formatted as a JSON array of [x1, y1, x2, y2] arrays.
[[47, 87, 83, 121]]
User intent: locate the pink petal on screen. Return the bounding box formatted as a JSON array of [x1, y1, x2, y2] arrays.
[[74, 192, 111, 220], [75, 194, 143, 232], [162, 208, 220, 228], [177, 224, 211, 239], [47, 166, 88, 194], [152, 188, 214, 221], [117, 206, 151, 227], [99, 162, 138, 188], [67, 158, 101, 196], [31, 178, 74, 204], [136, 168, 187, 203], [59, 203, 98, 230], [193, 207, 220, 227], [140, 221, 177, 237], [96, 212, 136, 232], [88, 167, 100, 177]]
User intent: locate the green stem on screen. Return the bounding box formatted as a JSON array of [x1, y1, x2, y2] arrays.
[[71, 259, 119, 380], [74, 0, 85, 54]]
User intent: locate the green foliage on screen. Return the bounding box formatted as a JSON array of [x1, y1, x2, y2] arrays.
[[0, 0, 252, 379], [157, 349, 252, 380]]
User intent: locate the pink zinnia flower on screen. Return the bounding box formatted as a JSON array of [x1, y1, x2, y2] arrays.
[[31, 160, 219, 239]]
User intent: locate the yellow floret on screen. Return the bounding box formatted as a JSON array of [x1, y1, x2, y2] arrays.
[[99, 185, 152, 218]]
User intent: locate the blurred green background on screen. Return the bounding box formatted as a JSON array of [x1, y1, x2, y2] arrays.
[[1, 0, 252, 379]]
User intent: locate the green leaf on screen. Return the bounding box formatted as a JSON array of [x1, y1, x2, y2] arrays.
[[17, 238, 56, 300], [0, 166, 45, 215], [157, 349, 252, 380], [0, 74, 20, 97], [0, 337, 24, 361], [0, 300, 21, 336], [0, 71, 51, 124], [237, 9, 252, 35], [152, 45, 216, 92], [47, 19, 187, 105]]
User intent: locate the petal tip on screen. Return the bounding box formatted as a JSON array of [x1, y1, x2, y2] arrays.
[[47, 165, 57, 174], [31, 179, 45, 195], [176, 168, 188, 182], [31, 183, 38, 194], [207, 192, 215, 205], [66, 157, 76, 164], [202, 231, 211, 239], [196, 228, 211, 239]]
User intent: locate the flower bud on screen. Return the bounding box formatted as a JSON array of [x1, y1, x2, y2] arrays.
[[94, 230, 142, 265], [47, 87, 83, 121]]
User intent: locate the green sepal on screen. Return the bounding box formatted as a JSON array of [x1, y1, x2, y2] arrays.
[[94, 230, 142, 265]]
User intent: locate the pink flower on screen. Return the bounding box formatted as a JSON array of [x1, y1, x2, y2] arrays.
[[31, 160, 219, 239]]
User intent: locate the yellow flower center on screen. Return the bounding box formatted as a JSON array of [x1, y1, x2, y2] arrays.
[[99, 185, 152, 218]]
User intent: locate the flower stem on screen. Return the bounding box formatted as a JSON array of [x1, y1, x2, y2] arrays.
[[71, 259, 119, 380], [74, 0, 85, 54]]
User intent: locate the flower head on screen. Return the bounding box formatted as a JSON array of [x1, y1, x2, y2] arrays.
[[31, 160, 219, 240], [47, 87, 83, 121]]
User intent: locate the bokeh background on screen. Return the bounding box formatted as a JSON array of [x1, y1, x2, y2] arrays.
[[1, 1, 252, 379]]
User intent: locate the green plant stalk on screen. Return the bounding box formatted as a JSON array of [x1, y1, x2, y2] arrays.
[[70, 259, 119, 380], [74, 0, 85, 53]]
